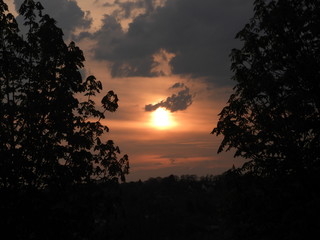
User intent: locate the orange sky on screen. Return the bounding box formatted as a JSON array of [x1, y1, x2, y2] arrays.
[[88, 70, 244, 181], [7, 0, 251, 181]]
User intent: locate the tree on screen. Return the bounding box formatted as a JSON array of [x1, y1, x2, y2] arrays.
[[212, 0, 320, 176], [0, 0, 129, 189]]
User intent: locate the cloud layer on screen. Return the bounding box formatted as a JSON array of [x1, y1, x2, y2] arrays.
[[80, 0, 253, 85], [145, 83, 193, 112], [14, 0, 92, 39]]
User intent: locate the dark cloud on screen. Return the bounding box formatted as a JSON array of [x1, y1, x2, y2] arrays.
[[14, 0, 92, 40], [82, 0, 253, 86], [103, 0, 166, 18], [170, 82, 185, 89], [88, 14, 158, 77], [109, 0, 149, 19], [145, 83, 193, 112]]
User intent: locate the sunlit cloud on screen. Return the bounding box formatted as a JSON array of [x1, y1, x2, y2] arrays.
[[151, 49, 175, 76]]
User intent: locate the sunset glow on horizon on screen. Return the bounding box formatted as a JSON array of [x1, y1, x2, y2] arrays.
[[7, 0, 254, 181]]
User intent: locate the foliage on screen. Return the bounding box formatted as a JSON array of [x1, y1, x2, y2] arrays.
[[1, 173, 319, 239], [0, 183, 125, 240], [212, 0, 320, 176], [0, 0, 128, 189]]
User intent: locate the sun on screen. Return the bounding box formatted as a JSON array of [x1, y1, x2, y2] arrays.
[[152, 107, 173, 129]]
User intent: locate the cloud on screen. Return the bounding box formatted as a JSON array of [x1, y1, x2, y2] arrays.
[[170, 82, 185, 89], [14, 0, 92, 40], [79, 0, 253, 86], [145, 83, 193, 112], [80, 12, 160, 77], [103, 0, 167, 19]]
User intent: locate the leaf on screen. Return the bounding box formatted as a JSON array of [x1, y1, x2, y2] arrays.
[[101, 91, 119, 112]]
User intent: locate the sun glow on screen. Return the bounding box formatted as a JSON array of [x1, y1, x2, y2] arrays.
[[152, 107, 173, 129]]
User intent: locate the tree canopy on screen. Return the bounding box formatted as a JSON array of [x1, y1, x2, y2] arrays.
[[212, 0, 320, 176], [0, 0, 129, 189]]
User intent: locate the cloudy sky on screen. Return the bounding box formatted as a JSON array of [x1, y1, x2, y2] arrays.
[[9, 0, 253, 181]]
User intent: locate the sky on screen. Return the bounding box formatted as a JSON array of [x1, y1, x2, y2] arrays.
[[8, 0, 254, 181]]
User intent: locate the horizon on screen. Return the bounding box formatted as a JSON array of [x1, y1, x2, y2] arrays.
[[6, 0, 252, 181]]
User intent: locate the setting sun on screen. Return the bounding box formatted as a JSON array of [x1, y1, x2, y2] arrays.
[[152, 107, 173, 129]]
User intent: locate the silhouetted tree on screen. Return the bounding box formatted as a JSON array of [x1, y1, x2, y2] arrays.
[[212, 0, 320, 176], [0, 0, 128, 189]]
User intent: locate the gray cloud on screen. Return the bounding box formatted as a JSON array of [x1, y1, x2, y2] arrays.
[[88, 14, 158, 77], [103, 0, 166, 18], [170, 82, 185, 89], [14, 0, 92, 40], [81, 0, 253, 86], [145, 83, 193, 112]]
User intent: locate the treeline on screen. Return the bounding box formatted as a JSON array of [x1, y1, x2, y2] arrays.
[[2, 171, 319, 240], [120, 172, 320, 240]]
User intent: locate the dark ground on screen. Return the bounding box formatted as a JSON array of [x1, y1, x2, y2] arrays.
[[1, 171, 320, 240]]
